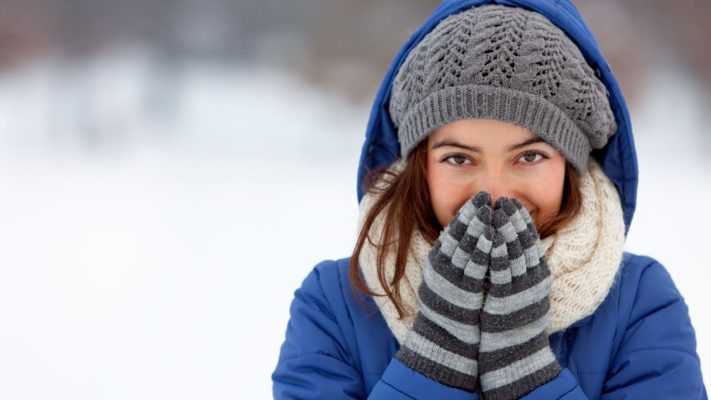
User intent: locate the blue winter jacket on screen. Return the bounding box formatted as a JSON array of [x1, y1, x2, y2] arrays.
[[272, 0, 707, 398]]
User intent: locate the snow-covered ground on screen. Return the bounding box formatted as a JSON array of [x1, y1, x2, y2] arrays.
[[0, 52, 707, 399]]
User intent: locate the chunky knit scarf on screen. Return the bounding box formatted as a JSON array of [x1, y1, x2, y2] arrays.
[[357, 159, 625, 344]]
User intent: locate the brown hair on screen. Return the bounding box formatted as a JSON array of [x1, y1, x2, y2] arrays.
[[348, 140, 582, 319]]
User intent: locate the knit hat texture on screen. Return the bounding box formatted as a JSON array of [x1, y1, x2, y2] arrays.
[[389, 5, 617, 172]]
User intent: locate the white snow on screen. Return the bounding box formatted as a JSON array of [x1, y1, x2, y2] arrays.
[[0, 52, 707, 399]]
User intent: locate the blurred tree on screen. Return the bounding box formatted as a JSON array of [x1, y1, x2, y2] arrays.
[[1, 0, 709, 142], [620, 0, 711, 84], [0, 0, 50, 70], [298, 0, 441, 102], [3, 1, 709, 95]]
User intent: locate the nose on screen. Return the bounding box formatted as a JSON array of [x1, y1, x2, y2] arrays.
[[473, 168, 515, 206]]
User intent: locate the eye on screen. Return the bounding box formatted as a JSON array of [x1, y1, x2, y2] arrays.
[[442, 154, 472, 166], [517, 150, 548, 165]]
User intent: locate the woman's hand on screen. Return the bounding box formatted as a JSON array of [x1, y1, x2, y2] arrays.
[[396, 191, 494, 392], [478, 197, 561, 400]]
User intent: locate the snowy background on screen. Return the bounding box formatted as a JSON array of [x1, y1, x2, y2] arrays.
[[0, 1, 710, 399]]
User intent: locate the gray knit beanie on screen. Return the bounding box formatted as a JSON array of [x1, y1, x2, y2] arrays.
[[389, 5, 617, 173]]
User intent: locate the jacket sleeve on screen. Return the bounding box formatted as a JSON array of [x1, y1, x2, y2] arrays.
[[599, 260, 707, 399], [518, 369, 588, 399], [272, 261, 477, 399]]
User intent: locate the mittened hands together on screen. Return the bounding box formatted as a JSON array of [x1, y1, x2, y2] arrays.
[[397, 192, 560, 397], [478, 197, 561, 400]]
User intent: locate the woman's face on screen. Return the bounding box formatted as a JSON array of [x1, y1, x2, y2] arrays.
[[426, 119, 566, 232]]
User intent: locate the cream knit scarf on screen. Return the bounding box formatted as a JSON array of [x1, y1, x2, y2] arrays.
[[356, 159, 626, 344]]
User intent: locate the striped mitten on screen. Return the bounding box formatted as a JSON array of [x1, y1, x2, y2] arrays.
[[395, 191, 494, 392], [478, 198, 561, 400]]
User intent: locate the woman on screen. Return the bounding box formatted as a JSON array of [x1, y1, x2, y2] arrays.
[[272, 1, 707, 399]]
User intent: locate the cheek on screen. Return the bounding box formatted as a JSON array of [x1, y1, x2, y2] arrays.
[[529, 164, 566, 224], [427, 164, 473, 227]]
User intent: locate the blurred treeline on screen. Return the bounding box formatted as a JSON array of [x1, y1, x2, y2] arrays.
[[1, 0, 709, 107]]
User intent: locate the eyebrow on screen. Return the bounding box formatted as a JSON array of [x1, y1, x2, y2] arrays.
[[431, 137, 545, 152]]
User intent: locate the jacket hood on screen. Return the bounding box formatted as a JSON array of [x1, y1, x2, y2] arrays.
[[356, 0, 638, 235]]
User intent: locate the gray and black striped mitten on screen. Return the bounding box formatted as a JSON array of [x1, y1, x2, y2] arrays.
[[395, 191, 494, 391], [478, 198, 561, 400]]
